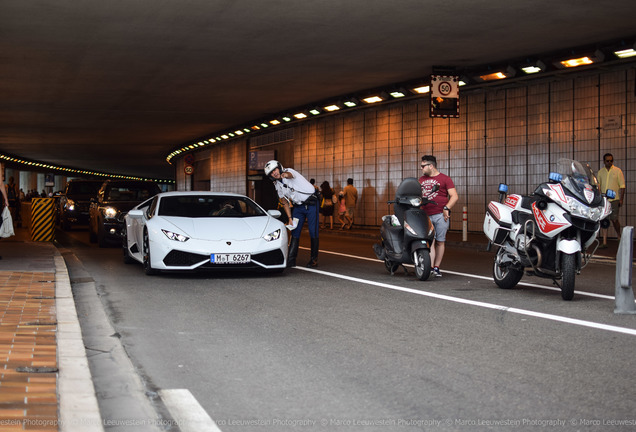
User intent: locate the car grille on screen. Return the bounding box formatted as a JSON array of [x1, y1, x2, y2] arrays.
[[163, 249, 285, 268]]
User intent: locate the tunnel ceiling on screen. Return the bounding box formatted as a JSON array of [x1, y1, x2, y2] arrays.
[[2, 0, 635, 180]]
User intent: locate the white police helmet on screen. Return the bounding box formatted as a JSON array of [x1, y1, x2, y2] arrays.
[[264, 160, 283, 178]]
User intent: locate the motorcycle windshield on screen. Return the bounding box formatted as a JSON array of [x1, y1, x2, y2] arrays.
[[555, 158, 601, 204]]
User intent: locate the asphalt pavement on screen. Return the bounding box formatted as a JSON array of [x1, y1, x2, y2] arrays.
[[0, 224, 627, 431]]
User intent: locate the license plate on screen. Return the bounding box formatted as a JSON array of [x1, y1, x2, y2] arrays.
[[210, 253, 251, 264]]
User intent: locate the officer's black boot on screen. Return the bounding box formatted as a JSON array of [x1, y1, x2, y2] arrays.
[[287, 237, 299, 267], [306, 237, 319, 268]]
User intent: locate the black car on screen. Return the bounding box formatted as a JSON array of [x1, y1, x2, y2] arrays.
[[89, 180, 161, 247], [58, 179, 104, 230]]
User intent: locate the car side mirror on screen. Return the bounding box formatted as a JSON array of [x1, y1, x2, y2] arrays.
[[268, 209, 282, 219], [127, 209, 144, 218]]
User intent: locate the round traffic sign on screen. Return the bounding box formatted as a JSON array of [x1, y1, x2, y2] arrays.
[[438, 81, 453, 96]]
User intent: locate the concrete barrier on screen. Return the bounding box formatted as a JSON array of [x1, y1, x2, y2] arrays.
[[614, 226, 635, 314]]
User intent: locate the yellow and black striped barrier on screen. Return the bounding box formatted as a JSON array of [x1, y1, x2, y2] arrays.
[[30, 198, 55, 241]]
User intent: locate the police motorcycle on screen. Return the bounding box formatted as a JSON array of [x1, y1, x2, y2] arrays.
[[483, 158, 614, 300], [373, 178, 437, 281]]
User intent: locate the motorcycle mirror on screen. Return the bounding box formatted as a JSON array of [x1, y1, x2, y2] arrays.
[[549, 172, 563, 183], [431, 184, 440, 192], [498, 183, 508, 194]]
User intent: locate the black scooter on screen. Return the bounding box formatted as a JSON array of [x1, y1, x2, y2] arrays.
[[373, 178, 437, 281]]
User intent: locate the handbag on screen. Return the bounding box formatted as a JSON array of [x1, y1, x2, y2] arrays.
[[0, 207, 14, 238]]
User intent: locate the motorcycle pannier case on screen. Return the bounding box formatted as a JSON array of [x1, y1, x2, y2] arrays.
[[483, 202, 512, 245]]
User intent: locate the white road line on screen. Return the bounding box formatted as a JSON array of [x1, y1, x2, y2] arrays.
[[159, 389, 222, 432], [295, 266, 636, 337], [304, 247, 616, 300]]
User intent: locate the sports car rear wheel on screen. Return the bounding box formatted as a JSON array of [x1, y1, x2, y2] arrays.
[[143, 228, 158, 275]]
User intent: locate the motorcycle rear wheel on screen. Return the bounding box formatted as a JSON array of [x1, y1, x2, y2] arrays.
[[414, 249, 431, 281], [560, 253, 576, 301], [493, 249, 523, 289]]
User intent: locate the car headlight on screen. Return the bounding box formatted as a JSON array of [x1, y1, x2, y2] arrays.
[[103, 207, 118, 218], [409, 197, 422, 206], [264, 228, 281, 242], [161, 229, 189, 242], [66, 199, 75, 211]]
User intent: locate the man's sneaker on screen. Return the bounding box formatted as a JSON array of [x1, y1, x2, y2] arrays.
[[433, 267, 442, 277]]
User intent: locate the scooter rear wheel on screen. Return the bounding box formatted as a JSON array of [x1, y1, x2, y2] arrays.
[[384, 258, 399, 274], [414, 249, 431, 281]]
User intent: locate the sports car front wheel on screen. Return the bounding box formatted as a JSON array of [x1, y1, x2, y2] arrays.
[[122, 225, 135, 264], [143, 229, 159, 275]]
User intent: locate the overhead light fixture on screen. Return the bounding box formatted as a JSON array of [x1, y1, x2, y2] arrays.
[[390, 89, 407, 98], [477, 65, 517, 82], [270, 119, 281, 125], [294, 112, 307, 119], [478, 71, 507, 81], [614, 48, 636, 58], [520, 60, 546, 74], [411, 85, 430, 94], [522, 65, 542, 74], [323, 104, 340, 112], [363, 95, 384, 104], [282, 116, 292, 122], [560, 57, 593, 67], [554, 50, 604, 68], [343, 98, 359, 107], [309, 108, 321, 115]]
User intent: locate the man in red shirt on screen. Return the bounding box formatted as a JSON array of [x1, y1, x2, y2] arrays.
[[419, 155, 459, 277]]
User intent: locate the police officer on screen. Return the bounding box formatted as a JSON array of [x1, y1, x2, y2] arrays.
[[264, 160, 319, 267]]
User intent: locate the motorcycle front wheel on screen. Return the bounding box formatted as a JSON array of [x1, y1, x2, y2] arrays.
[[414, 249, 431, 281], [560, 253, 576, 301], [493, 248, 523, 289]]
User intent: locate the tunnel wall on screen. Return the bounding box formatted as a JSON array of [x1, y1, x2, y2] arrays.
[[177, 67, 636, 232]]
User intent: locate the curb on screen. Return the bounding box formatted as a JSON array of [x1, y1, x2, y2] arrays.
[[55, 254, 104, 431]]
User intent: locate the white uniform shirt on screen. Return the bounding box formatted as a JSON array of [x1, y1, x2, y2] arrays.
[[273, 168, 315, 205]]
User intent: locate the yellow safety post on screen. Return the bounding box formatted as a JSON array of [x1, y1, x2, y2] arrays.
[[30, 198, 56, 241]]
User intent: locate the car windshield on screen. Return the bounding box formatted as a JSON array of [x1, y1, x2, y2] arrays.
[[67, 182, 102, 196], [158, 195, 266, 218], [106, 186, 157, 201]]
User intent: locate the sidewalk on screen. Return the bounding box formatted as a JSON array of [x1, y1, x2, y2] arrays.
[[0, 227, 102, 432], [0, 224, 625, 432]]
